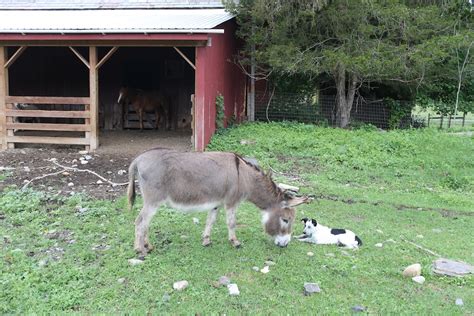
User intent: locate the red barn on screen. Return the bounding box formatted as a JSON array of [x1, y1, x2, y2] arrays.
[[0, 0, 247, 151]]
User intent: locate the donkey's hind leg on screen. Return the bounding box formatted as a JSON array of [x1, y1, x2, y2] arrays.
[[134, 201, 161, 256], [225, 205, 241, 248], [202, 207, 219, 246]]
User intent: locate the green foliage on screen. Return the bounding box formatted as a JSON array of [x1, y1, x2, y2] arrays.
[[1, 123, 473, 314], [385, 98, 414, 129], [215, 93, 225, 130]]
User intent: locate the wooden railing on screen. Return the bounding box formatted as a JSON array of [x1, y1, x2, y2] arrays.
[[4, 96, 91, 148]]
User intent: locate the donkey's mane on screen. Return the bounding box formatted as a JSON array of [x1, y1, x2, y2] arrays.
[[234, 153, 284, 200]]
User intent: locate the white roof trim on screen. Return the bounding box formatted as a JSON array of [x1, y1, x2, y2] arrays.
[[0, 9, 233, 34]]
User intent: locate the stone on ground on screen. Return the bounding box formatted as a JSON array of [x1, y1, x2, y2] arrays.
[[375, 243, 383, 248], [412, 276, 425, 284], [117, 278, 126, 284], [432, 258, 473, 277], [218, 276, 231, 286], [455, 298, 463, 306], [403, 263, 421, 277], [128, 258, 144, 266], [192, 217, 200, 224], [260, 266, 270, 274], [162, 293, 171, 302], [304, 283, 321, 296], [351, 305, 365, 312], [264, 260, 276, 266], [307, 251, 315, 257], [227, 283, 240, 296], [252, 266, 259, 272], [173, 280, 189, 291]]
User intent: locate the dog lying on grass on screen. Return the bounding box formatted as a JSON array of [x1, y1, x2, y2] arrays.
[[296, 218, 362, 249]]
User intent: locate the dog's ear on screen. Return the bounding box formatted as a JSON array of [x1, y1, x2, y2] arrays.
[[311, 219, 318, 227], [301, 217, 308, 223]]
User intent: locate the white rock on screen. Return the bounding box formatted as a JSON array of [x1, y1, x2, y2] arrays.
[[62, 172, 70, 176], [96, 180, 103, 184], [385, 239, 396, 243], [252, 266, 260, 272], [192, 217, 200, 224], [227, 283, 240, 296], [416, 234, 424, 239], [106, 171, 112, 174], [403, 263, 422, 277], [173, 280, 189, 291], [375, 243, 383, 248], [128, 258, 144, 266], [264, 260, 276, 266], [117, 169, 126, 175], [455, 298, 463, 306], [303, 283, 321, 296], [260, 266, 270, 274], [80, 160, 88, 165], [67, 182, 74, 187], [307, 252, 314, 257], [79, 150, 89, 155], [412, 275, 425, 284], [117, 278, 126, 284], [84, 155, 92, 160], [24, 166, 31, 172]]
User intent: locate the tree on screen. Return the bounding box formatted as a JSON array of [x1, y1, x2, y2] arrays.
[[226, 0, 472, 127]]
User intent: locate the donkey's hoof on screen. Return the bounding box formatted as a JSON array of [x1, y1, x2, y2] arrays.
[[202, 238, 212, 247], [144, 242, 154, 252], [230, 239, 242, 248], [134, 245, 149, 256]]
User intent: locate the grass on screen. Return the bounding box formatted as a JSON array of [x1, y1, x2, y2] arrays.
[[1, 122, 473, 314]]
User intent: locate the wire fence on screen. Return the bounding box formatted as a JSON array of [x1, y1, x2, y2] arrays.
[[255, 91, 474, 129]]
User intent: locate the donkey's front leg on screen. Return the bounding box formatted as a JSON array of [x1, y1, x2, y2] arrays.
[[225, 205, 241, 248], [202, 207, 219, 246]]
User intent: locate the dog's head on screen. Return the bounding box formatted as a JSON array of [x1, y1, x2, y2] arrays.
[[301, 217, 318, 236]]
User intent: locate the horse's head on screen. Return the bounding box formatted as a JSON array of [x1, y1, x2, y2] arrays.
[[117, 87, 129, 105]]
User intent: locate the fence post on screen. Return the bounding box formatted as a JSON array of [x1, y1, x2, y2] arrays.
[[462, 112, 466, 127], [448, 114, 452, 128], [427, 113, 430, 127], [439, 116, 444, 129]]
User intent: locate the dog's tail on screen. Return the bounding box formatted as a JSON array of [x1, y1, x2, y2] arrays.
[[355, 235, 363, 246], [127, 159, 138, 211]]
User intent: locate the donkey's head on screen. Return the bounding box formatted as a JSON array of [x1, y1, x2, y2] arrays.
[[262, 194, 308, 247]]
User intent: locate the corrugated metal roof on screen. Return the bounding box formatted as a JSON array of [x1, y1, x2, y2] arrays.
[[0, 0, 226, 10], [0, 9, 234, 33]]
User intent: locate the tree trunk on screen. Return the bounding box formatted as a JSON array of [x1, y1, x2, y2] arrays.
[[334, 65, 357, 128]]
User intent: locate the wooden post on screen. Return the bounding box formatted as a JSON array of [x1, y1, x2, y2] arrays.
[[89, 46, 98, 151], [191, 94, 195, 147], [0, 47, 7, 150], [462, 112, 466, 127], [439, 115, 444, 129], [448, 114, 452, 128], [427, 113, 430, 127]]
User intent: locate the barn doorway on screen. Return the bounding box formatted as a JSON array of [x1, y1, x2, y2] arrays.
[[6, 45, 195, 151]]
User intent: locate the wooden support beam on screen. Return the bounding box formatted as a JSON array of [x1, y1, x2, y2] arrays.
[[6, 96, 90, 105], [96, 46, 118, 70], [89, 46, 99, 150], [69, 47, 90, 69], [6, 109, 90, 118], [6, 135, 90, 145], [6, 123, 91, 132], [4, 46, 27, 69], [0, 47, 7, 150], [173, 47, 196, 70]]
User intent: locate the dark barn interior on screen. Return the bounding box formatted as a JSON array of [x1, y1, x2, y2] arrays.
[[8, 46, 195, 134]]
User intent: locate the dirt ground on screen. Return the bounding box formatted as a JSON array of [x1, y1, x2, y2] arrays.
[[0, 130, 193, 200]]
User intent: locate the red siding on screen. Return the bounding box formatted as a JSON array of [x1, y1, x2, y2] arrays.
[[194, 20, 246, 151]]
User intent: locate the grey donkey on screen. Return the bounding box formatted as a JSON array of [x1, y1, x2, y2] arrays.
[[127, 148, 309, 256]]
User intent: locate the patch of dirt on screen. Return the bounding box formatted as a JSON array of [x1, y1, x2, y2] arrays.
[[0, 130, 192, 200]]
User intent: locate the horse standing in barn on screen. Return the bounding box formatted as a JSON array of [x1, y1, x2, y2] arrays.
[[117, 87, 169, 130]]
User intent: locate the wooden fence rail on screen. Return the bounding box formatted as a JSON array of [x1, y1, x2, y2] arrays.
[[427, 113, 467, 128], [2, 96, 91, 149]]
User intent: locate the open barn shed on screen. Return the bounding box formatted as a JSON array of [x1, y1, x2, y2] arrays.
[[0, 1, 246, 151]]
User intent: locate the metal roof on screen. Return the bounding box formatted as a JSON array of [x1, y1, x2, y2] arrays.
[[0, 0, 226, 10], [0, 9, 234, 34]]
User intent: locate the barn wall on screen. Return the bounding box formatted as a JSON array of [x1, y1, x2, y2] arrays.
[[195, 20, 246, 151]]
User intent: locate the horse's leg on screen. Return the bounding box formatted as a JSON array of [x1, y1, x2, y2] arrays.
[[202, 207, 219, 246], [155, 109, 160, 130], [138, 108, 144, 131]]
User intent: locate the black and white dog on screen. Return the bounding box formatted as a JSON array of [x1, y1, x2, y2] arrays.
[[296, 218, 362, 249]]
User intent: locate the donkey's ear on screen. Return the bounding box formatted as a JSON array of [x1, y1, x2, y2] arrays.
[[286, 196, 309, 207]]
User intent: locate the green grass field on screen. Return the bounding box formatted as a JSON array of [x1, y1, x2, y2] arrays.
[[1, 123, 473, 314]]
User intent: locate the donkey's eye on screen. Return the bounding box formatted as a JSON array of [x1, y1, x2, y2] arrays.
[[282, 218, 289, 224]]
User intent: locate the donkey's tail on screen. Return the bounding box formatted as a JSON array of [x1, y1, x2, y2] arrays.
[[127, 159, 138, 211]]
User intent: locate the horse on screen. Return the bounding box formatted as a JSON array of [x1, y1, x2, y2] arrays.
[[117, 87, 168, 130]]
